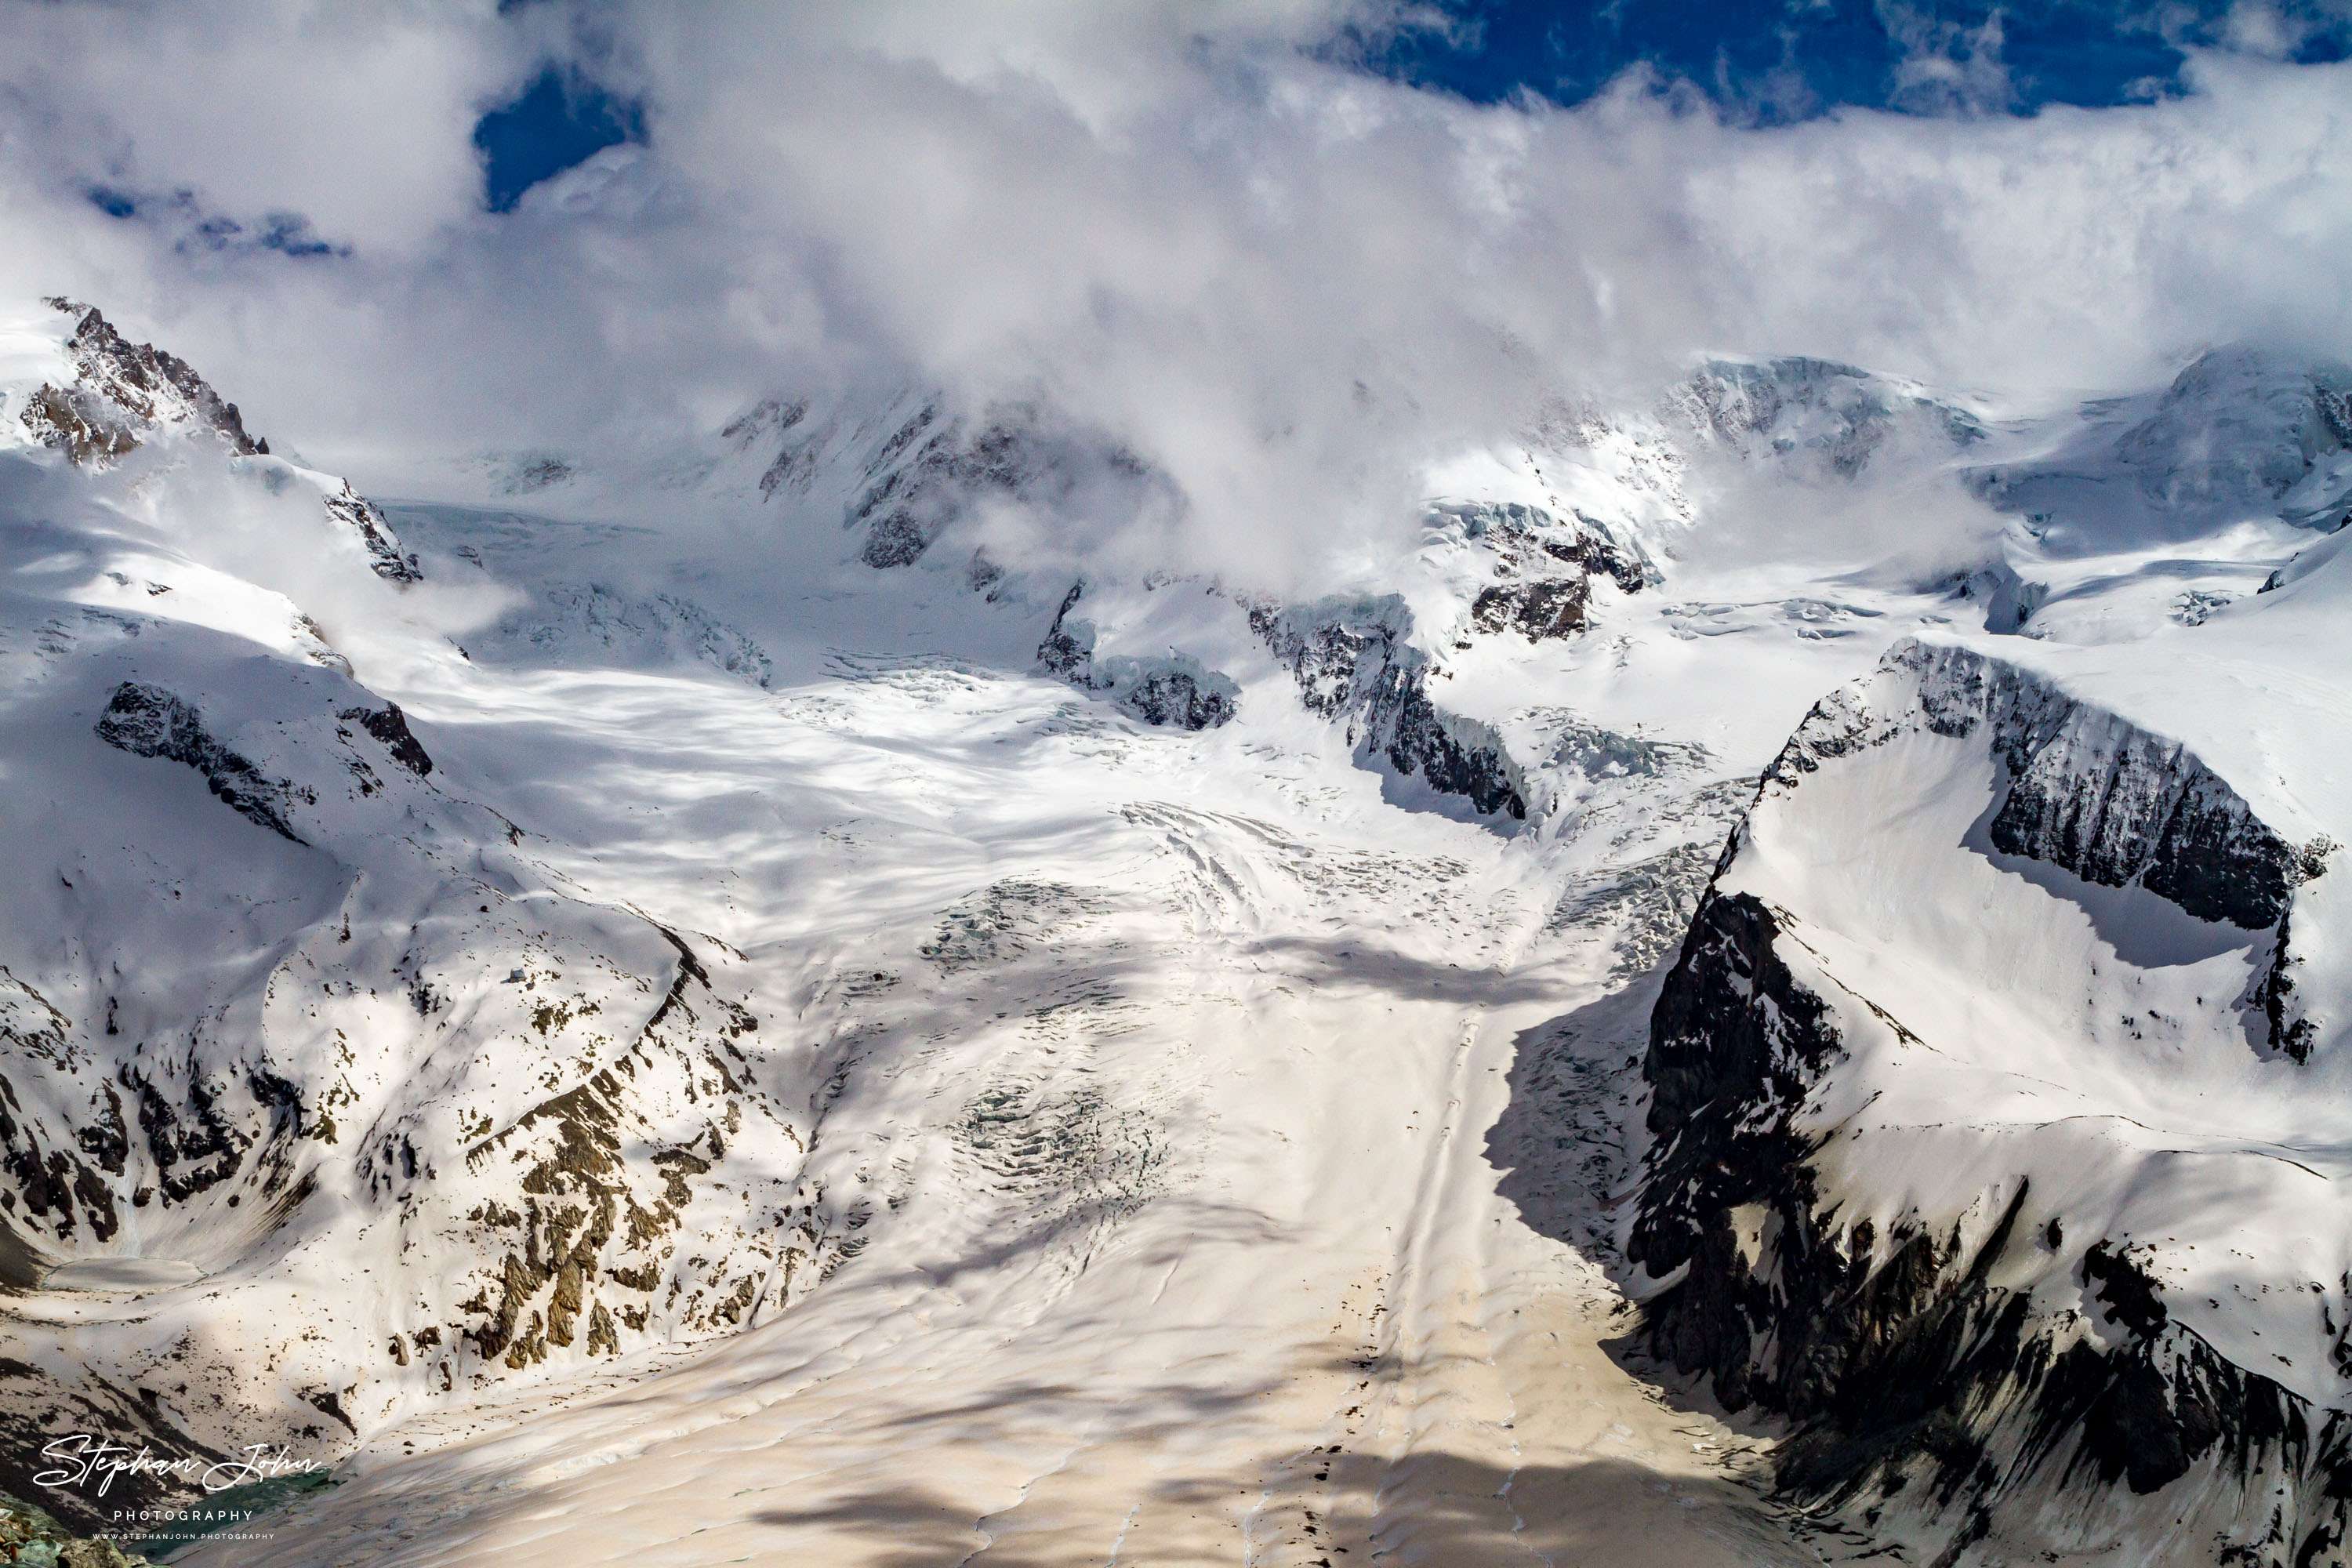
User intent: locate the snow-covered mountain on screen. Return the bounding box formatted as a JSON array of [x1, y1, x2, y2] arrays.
[[5, 296, 2352, 1566]]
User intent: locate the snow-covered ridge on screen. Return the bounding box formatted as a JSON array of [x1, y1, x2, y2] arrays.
[[1664, 355, 1986, 480], [1633, 636, 2352, 1566], [1769, 640, 2321, 932], [4, 298, 421, 583], [0, 303, 857, 1529], [1971, 344, 2352, 548]]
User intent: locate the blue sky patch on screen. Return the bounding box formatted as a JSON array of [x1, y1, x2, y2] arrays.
[[474, 68, 644, 212], [1365, 1, 2352, 120]]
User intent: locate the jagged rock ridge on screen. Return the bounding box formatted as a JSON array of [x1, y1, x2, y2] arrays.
[[21, 299, 265, 465]]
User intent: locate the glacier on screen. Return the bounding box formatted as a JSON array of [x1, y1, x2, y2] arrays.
[[4, 300, 2352, 1566]]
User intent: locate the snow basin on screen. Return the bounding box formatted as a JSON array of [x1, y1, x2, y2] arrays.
[[42, 1258, 205, 1292]]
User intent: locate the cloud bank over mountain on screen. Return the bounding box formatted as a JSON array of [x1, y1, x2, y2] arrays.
[[2, 2, 2347, 579]]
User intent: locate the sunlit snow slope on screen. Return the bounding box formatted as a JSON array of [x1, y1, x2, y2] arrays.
[[5, 303, 2350, 1567]]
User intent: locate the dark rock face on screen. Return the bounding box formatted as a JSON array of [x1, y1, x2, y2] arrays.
[[95, 683, 307, 844], [0, 972, 126, 1256], [126, 1064, 253, 1206], [1978, 717, 2299, 933], [1248, 596, 1404, 721], [720, 397, 811, 498], [965, 550, 1006, 594], [1635, 878, 2352, 1561], [0, 971, 311, 1275], [1251, 595, 1527, 820], [1544, 525, 1652, 594], [1472, 576, 1588, 641], [1989, 758, 2292, 930], [339, 704, 433, 776], [1036, 584, 1240, 731], [1630, 885, 2034, 1460], [1037, 583, 1088, 679], [1116, 667, 1236, 730], [1768, 641, 2314, 933], [1380, 679, 1524, 818], [859, 512, 931, 568], [2253, 911, 2319, 1062], [1630, 891, 1842, 1301], [1437, 499, 1649, 643], [0, 1073, 123, 1246]]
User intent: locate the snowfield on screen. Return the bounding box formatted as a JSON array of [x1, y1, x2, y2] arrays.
[[5, 300, 2352, 1566]]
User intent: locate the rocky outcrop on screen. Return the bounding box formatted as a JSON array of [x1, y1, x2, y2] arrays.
[[20, 300, 266, 465], [18, 383, 141, 469], [95, 683, 307, 844], [321, 484, 420, 583], [53, 301, 263, 453], [847, 405, 1014, 568], [1438, 499, 1649, 645], [1037, 585, 1239, 731], [1472, 576, 1588, 641], [1250, 594, 1526, 819], [368, 917, 848, 1396], [336, 704, 432, 777], [1, 1485, 162, 1563], [0, 971, 121, 1250]]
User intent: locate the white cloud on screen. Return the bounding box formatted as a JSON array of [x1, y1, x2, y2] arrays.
[[4, 2, 2351, 586], [1878, 2, 2016, 115]]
